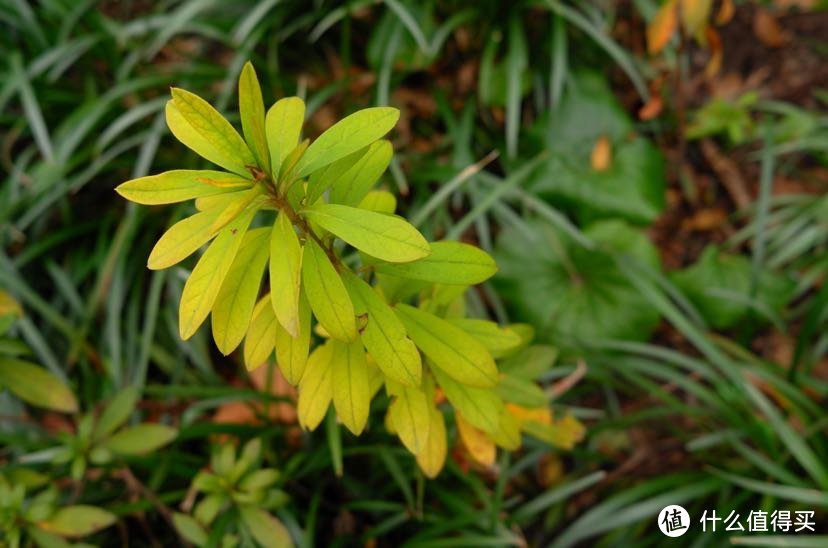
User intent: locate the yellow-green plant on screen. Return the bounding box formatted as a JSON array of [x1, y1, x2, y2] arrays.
[[117, 62, 578, 477]]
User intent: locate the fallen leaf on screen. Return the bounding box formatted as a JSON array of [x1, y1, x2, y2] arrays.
[[715, 0, 735, 24], [639, 95, 663, 121], [681, 208, 727, 231], [704, 27, 723, 78], [753, 9, 789, 47], [648, 0, 679, 54], [590, 135, 612, 172]]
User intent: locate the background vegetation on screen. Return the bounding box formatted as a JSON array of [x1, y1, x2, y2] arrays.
[[1, 0, 827, 546]]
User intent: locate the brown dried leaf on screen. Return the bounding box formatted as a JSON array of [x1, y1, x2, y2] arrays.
[[753, 9, 789, 47]]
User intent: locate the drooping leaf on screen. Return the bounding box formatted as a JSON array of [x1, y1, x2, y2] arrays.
[[211, 227, 270, 355], [0, 357, 77, 413], [448, 318, 523, 358], [147, 188, 261, 270], [102, 423, 177, 455], [387, 383, 431, 455], [297, 107, 399, 178], [343, 272, 421, 387], [275, 291, 312, 385], [375, 241, 496, 285], [303, 203, 430, 263], [395, 304, 497, 388], [416, 406, 447, 478], [330, 340, 371, 435], [301, 239, 356, 342], [238, 61, 270, 173], [239, 505, 294, 548], [494, 218, 662, 345], [94, 386, 139, 440], [38, 506, 116, 538], [297, 342, 334, 430], [431, 366, 502, 434], [243, 295, 279, 370], [456, 412, 496, 466], [115, 170, 250, 205], [269, 213, 304, 337], [328, 139, 393, 206], [179, 207, 256, 339], [167, 91, 254, 178], [265, 97, 305, 178]]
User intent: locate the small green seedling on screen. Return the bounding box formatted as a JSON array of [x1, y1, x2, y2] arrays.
[[117, 62, 578, 477]]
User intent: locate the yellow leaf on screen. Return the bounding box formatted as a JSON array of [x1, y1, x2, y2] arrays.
[[301, 239, 356, 342], [506, 403, 552, 425], [416, 406, 447, 478], [590, 135, 612, 172], [375, 241, 497, 286], [0, 290, 22, 319], [275, 291, 311, 385], [330, 340, 371, 435], [490, 408, 521, 451], [244, 296, 279, 371], [211, 227, 270, 354], [395, 304, 498, 388], [147, 190, 257, 270], [357, 190, 397, 214], [270, 213, 303, 337], [681, 0, 713, 37], [265, 97, 305, 178], [388, 383, 431, 454], [239, 62, 270, 173], [343, 272, 421, 387], [166, 92, 254, 178], [115, 170, 250, 205], [297, 342, 334, 430], [179, 207, 256, 339], [456, 412, 496, 467], [302, 203, 430, 263], [431, 366, 502, 434], [647, 0, 678, 54], [447, 318, 523, 359]]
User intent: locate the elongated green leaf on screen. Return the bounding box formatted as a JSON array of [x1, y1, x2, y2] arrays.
[[305, 146, 368, 205], [94, 386, 139, 440], [115, 170, 250, 205], [38, 506, 116, 538], [275, 291, 311, 385], [166, 92, 254, 177], [495, 375, 547, 407], [172, 513, 208, 546], [343, 272, 421, 386], [297, 107, 399, 177], [431, 366, 502, 434], [491, 408, 521, 450], [0, 357, 77, 413], [376, 241, 496, 285], [298, 342, 334, 430], [328, 140, 394, 206], [388, 384, 431, 455], [102, 424, 177, 455], [270, 213, 303, 337], [303, 204, 430, 263], [448, 318, 523, 358], [395, 304, 497, 388], [179, 208, 256, 339], [416, 406, 447, 478], [239, 506, 294, 548], [301, 239, 356, 342], [212, 227, 270, 354], [239, 61, 270, 173], [147, 188, 261, 270], [244, 295, 279, 370], [330, 340, 371, 435], [265, 97, 305, 177]]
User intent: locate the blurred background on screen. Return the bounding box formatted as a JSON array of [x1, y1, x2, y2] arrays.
[[1, 0, 827, 546]]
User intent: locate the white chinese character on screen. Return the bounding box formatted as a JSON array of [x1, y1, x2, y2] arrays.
[[747, 510, 768, 532], [700, 509, 721, 532], [771, 510, 792, 532], [725, 510, 745, 531], [795, 511, 816, 532]]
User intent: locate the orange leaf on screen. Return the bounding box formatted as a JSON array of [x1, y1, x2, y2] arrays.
[[715, 0, 735, 25], [590, 135, 612, 172], [753, 9, 788, 48], [704, 26, 723, 78], [639, 95, 664, 121], [647, 0, 679, 54], [456, 413, 496, 467]]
